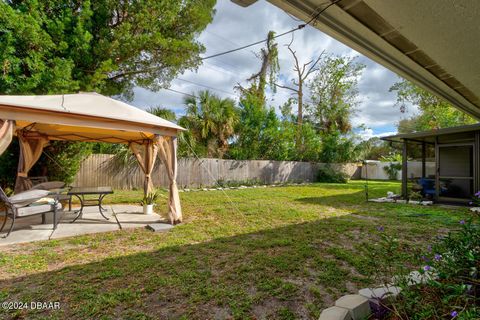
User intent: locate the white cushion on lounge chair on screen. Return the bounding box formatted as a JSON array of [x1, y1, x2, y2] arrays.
[[9, 190, 50, 207], [16, 203, 62, 217], [31, 181, 65, 190], [30, 197, 56, 206]]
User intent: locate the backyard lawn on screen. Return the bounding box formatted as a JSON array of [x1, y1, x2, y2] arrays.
[[0, 181, 475, 319]]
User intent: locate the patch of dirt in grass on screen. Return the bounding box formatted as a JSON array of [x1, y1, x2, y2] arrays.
[[252, 297, 282, 319], [211, 306, 232, 320], [350, 214, 380, 221], [345, 281, 357, 292]]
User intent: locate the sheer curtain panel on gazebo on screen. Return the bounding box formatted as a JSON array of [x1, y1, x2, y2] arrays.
[[0, 120, 14, 156]]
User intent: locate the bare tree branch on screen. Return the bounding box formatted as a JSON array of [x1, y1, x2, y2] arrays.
[[305, 50, 325, 78], [273, 83, 298, 92]]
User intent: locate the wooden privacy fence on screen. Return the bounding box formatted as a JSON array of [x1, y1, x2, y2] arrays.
[[72, 154, 362, 189]]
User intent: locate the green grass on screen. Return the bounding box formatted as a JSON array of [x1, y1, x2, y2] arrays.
[[0, 181, 475, 319]]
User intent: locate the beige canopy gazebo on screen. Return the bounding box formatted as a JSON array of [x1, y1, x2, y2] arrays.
[[0, 92, 184, 224]]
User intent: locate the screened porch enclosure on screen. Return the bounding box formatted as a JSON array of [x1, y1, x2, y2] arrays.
[[383, 124, 480, 204]]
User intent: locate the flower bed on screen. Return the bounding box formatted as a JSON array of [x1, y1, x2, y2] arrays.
[[370, 220, 479, 319]]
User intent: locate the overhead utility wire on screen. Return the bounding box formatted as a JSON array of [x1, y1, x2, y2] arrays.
[[164, 88, 196, 98], [200, 0, 340, 61]]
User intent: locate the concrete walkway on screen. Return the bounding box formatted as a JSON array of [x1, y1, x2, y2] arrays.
[[0, 205, 173, 246]]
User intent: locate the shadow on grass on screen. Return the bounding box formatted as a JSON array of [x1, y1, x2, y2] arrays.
[[0, 182, 466, 320], [0, 213, 402, 320]]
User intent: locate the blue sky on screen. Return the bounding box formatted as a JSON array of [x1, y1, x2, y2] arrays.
[[131, 0, 417, 139]]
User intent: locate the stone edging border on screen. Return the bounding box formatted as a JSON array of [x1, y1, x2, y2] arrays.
[[318, 270, 436, 320], [178, 182, 313, 192]]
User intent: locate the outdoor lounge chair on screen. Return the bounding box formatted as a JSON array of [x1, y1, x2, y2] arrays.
[[0, 187, 62, 238], [31, 181, 66, 191]]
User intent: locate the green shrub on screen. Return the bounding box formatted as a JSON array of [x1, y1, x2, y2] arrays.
[[140, 191, 160, 205], [316, 166, 348, 183], [383, 162, 402, 180], [368, 220, 480, 319]]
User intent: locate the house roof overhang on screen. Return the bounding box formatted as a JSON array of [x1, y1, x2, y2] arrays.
[[381, 123, 480, 143], [233, 0, 480, 118]]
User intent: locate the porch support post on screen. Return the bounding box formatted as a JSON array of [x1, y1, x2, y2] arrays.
[[402, 139, 408, 199], [475, 132, 480, 194], [421, 141, 426, 178], [435, 137, 439, 201]]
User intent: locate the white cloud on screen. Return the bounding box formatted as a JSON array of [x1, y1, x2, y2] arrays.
[[357, 128, 398, 140], [131, 0, 410, 135]]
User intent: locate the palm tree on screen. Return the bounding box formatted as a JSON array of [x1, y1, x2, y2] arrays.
[[179, 91, 239, 158], [146, 106, 177, 122], [104, 106, 178, 175]]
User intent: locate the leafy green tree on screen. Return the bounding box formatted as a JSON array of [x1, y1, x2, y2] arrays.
[[307, 55, 365, 134], [0, 0, 215, 187], [0, 0, 216, 97], [0, 139, 19, 190], [179, 91, 239, 158], [33, 141, 94, 184], [359, 137, 398, 160], [390, 80, 476, 133], [277, 101, 322, 161], [319, 132, 363, 163], [230, 93, 281, 160]]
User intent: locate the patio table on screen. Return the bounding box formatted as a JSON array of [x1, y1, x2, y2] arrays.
[[67, 187, 113, 223]]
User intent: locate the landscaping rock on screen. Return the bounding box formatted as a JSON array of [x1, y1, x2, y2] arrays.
[[393, 270, 437, 285], [319, 306, 352, 320], [369, 198, 394, 203], [335, 294, 370, 320], [358, 285, 401, 299], [470, 207, 480, 212]]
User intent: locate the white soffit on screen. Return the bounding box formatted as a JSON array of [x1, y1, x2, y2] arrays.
[[262, 0, 480, 118]]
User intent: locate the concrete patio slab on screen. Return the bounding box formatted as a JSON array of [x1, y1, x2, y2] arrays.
[[112, 205, 168, 229], [0, 205, 172, 246]]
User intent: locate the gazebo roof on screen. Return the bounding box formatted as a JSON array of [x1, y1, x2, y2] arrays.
[[0, 93, 184, 143]]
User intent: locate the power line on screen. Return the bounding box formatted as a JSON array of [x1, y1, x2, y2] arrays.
[[200, 0, 340, 61], [164, 88, 196, 98]]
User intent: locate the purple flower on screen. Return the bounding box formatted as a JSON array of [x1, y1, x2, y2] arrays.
[[423, 265, 431, 271], [376, 226, 384, 232], [469, 201, 473, 205], [460, 220, 465, 225], [475, 191, 480, 196], [434, 254, 442, 261], [451, 311, 458, 318]]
